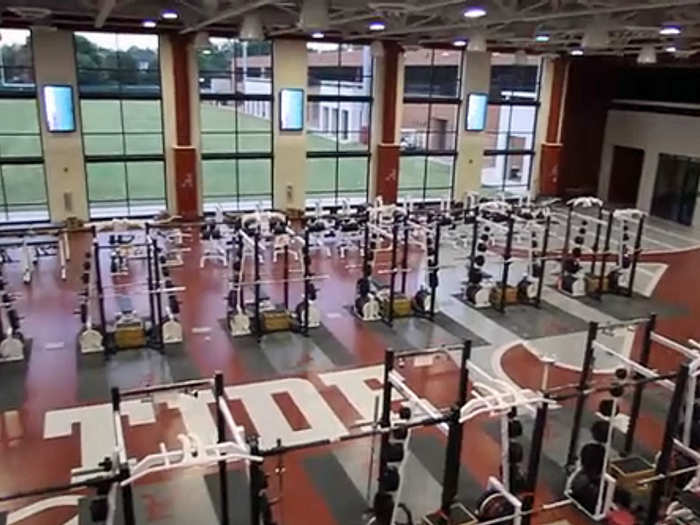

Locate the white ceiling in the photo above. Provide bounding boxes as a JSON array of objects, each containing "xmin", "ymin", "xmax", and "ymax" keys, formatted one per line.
[{"xmin": 2, "ymin": 0, "xmax": 700, "ymax": 55}]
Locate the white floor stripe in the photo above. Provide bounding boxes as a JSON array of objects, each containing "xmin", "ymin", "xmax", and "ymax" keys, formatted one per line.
[{"xmin": 7, "ymin": 495, "xmax": 81, "ymax": 524}]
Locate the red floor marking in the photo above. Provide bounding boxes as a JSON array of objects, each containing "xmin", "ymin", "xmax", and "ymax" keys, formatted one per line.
[
  {"xmin": 272, "ymin": 392, "xmax": 311, "ymax": 431},
  {"xmin": 364, "ymin": 378, "xmax": 382, "ymax": 390},
  {"xmin": 229, "ymin": 399, "xmax": 258, "ymax": 437}
]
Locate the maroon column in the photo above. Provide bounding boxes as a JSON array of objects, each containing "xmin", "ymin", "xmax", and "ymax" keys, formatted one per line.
[
  {"xmin": 375, "ymin": 42, "xmax": 402, "ymax": 204},
  {"xmin": 539, "ymin": 58, "xmax": 566, "ymax": 196},
  {"xmin": 171, "ymin": 34, "xmax": 199, "ymax": 219}
]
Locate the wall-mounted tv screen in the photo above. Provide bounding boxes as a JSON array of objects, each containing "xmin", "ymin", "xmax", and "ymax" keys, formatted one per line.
[
  {"xmin": 466, "ymin": 92, "xmax": 488, "ymax": 132},
  {"xmin": 279, "ymin": 88, "xmax": 304, "ymax": 132},
  {"xmin": 43, "ymin": 85, "xmax": 76, "ymax": 133}
]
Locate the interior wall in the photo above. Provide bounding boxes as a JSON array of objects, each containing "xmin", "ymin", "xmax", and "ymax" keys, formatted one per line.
[
  {"xmin": 31, "ymin": 28, "xmax": 88, "ymax": 221},
  {"xmin": 454, "ymin": 51, "xmax": 490, "ymax": 200},
  {"xmin": 272, "ymin": 39, "xmax": 308, "ymax": 211},
  {"xmin": 558, "ymin": 58, "xmax": 618, "ymax": 197},
  {"xmin": 600, "ymin": 109, "xmax": 700, "ymax": 223}
]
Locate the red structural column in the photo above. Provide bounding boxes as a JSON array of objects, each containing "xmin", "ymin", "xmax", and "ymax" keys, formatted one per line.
[
  {"xmin": 539, "ymin": 58, "xmax": 566, "ymax": 196},
  {"xmin": 171, "ymin": 34, "xmax": 199, "ymax": 219},
  {"xmin": 375, "ymin": 42, "xmax": 402, "ymax": 204}
]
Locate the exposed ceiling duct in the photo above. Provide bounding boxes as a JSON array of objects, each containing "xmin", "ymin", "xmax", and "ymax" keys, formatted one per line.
[
  {"xmin": 239, "ymin": 12, "xmax": 264, "ymax": 39},
  {"xmin": 298, "ymin": 0, "xmax": 328, "ymax": 31},
  {"xmin": 1, "ymin": 0, "xmax": 700, "ymax": 56}
]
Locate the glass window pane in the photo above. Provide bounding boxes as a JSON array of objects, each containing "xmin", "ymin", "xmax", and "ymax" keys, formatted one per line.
[
  {"xmin": 123, "ymin": 100, "xmax": 162, "ymax": 132},
  {"xmin": 202, "ymin": 134, "xmax": 236, "ymax": 154},
  {"xmin": 307, "ymin": 157, "xmax": 336, "ymax": 195},
  {"xmin": 399, "ymin": 156, "xmax": 426, "ymax": 195},
  {"xmin": 1, "ymin": 29, "xmax": 33, "ymax": 68},
  {"xmin": 84, "ymin": 134, "xmax": 124, "ymax": 156},
  {"xmin": 3, "ymin": 164, "xmax": 46, "ymax": 204},
  {"xmin": 239, "ymin": 159, "xmax": 271, "ymax": 198},
  {"xmin": 87, "ymin": 162, "xmax": 126, "ymax": 202},
  {"xmin": 337, "ymin": 157, "xmax": 367, "ymax": 200},
  {"xmin": 482, "ymin": 155, "xmax": 504, "ymax": 189},
  {"xmin": 430, "ymin": 50, "xmax": 461, "ymax": 98},
  {"xmin": 426, "ymin": 156, "xmax": 453, "ymax": 190},
  {"xmin": 201, "ymin": 101, "xmax": 236, "ymax": 132},
  {"xmin": 124, "ymin": 133, "xmax": 163, "ymax": 155},
  {"xmin": 126, "ymin": 161, "xmax": 165, "ymax": 200},
  {"xmin": 2, "ymin": 164, "xmax": 47, "ymax": 221},
  {"xmin": 81, "ymin": 100, "xmax": 122, "ymax": 133},
  {"xmin": 0, "ymin": 135, "xmax": 42, "ymax": 157},
  {"xmin": 308, "ymin": 130, "xmax": 337, "ymax": 152},
  {"xmin": 238, "ymin": 133, "xmax": 271, "ymax": 153},
  {"xmin": 339, "ymin": 131, "xmax": 369, "ymax": 152},
  {"xmin": 503, "ymin": 154, "xmax": 532, "ymax": 187},
  {"xmin": 203, "ymin": 159, "xmax": 236, "ymax": 197},
  {"xmin": 237, "ymin": 102, "xmax": 271, "ymax": 132},
  {"xmin": 0, "ymin": 99, "xmax": 39, "ymax": 134}
]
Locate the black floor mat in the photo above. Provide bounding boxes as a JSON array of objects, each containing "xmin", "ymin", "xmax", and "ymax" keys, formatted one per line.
[
  {"xmin": 304, "ymin": 452, "xmax": 369, "ymax": 525},
  {"xmin": 0, "ymin": 339, "xmax": 32, "ymax": 411},
  {"xmin": 453, "ymin": 294, "xmax": 588, "ymax": 339}
]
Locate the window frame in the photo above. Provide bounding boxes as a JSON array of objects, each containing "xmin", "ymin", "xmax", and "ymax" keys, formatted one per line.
[
  {"xmin": 0, "ymin": 30, "xmax": 49, "ymax": 223},
  {"xmin": 74, "ymin": 32, "xmax": 168, "ymax": 218},
  {"xmin": 482, "ymin": 58, "xmax": 544, "ymax": 194},
  {"xmin": 306, "ymin": 44, "xmax": 374, "ymax": 206},
  {"xmin": 198, "ymin": 40, "xmax": 274, "ymax": 212},
  {"xmin": 399, "ymin": 48, "xmax": 463, "ymax": 202}
]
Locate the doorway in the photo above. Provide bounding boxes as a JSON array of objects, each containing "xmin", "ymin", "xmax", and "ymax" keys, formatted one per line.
[
  {"xmin": 608, "ymin": 146, "xmax": 644, "ymax": 206},
  {"xmin": 651, "ymin": 153, "xmax": 700, "ymax": 226}
]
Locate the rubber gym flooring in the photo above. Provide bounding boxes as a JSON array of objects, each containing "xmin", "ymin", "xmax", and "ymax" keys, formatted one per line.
[{"xmin": 0, "ymin": 218, "xmax": 699, "ymax": 525}]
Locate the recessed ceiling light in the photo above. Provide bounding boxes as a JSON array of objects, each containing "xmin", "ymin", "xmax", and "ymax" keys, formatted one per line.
[
  {"xmin": 665, "ymin": 45, "xmax": 677, "ymax": 53},
  {"xmin": 659, "ymin": 25, "xmax": 681, "ymax": 36},
  {"xmin": 453, "ymin": 39, "xmax": 467, "ymax": 47},
  {"xmin": 161, "ymin": 9, "xmax": 178, "ymax": 20},
  {"xmin": 369, "ymin": 21, "xmax": 386, "ymax": 31},
  {"xmin": 535, "ymin": 34, "xmax": 550, "ymax": 42},
  {"xmin": 142, "ymin": 20, "xmax": 156, "ymax": 28},
  {"xmin": 463, "ymin": 7, "xmax": 487, "ymax": 18},
  {"xmin": 311, "ymin": 31, "xmax": 324, "ymax": 39},
  {"xmin": 570, "ymin": 48, "xmax": 583, "ymax": 56}
]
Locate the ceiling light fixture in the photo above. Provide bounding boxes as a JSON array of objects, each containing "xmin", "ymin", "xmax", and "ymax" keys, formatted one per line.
[
  {"xmin": 161, "ymin": 9, "xmax": 178, "ymax": 20},
  {"xmin": 665, "ymin": 45, "xmax": 677, "ymax": 53},
  {"xmin": 535, "ymin": 34, "xmax": 550, "ymax": 42},
  {"xmin": 202, "ymin": 48, "xmax": 212, "ymax": 55},
  {"xmin": 311, "ymin": 31, "xmax": 324, "ymax": 39},
  {"xmin": 637, "ymin": 45, "xmax": 657, "ymax": 64},
  {"xmin": 570, "ymin": 48, "xmax": 583, "ymax": 56},
  {"xmin": 453, "ymin": 39, "xmax": 467, "ymax": 47},
  {"xmin": 369, "ymin": 21, "xmax": 386, "ymax": 31},
  {"xmin": 142, "ymin": 19, "xmax": 156, "ymax": 28},
  {"xmin": 659, "ymin": 25, "xmax": 681, "ymax": 36},
  {"xmin": 463, "ymin": 7, "xmax": 487, "ymax": 18}
]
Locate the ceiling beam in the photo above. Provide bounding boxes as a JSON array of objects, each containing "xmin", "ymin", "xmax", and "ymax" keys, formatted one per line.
[
  {"xmin": 94, "ymin": 0, "xmax": 116, "ymax": 28},
  {"xmin": 181, "ymin": 0, "xmax": 278, "ymax": 34},
  {"xmin": 347, "ymin": 0, "xmax": 700, "ymax": 40}
]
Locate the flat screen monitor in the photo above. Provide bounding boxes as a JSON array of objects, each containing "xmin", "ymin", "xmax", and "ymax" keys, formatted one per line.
[
  {"xmin": 279, "ymin": 88, "xmax": 304, "ymax": 131},
  {"xmin": 466, "ymin": 92, "xmax": 488, "ymax": 132},
  {"xmin": 43, "ymin": 85, "xmax": 76, "ymax": 133}
]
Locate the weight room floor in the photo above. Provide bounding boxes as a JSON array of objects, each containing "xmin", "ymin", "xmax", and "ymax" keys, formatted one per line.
[{"xmin": 0, "ymin": 219, "xmax": 699, "ymax": 525}]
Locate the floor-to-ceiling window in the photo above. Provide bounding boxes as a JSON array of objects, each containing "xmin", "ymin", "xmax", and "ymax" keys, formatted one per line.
[
  {"xmin": 399, "ymin": 48, "xmax": 462, "ymax": 201},
  {"xmin": 481, "ymin": 54, "xmax": 541, "ymax": 195},
  {"xmin": 306, "ymin": 43, "xmax": 373, "ymax": 206},
  {"xmin": 198, "ymin": 39, "xmax": 273, "ymax": 211},
  {"xmin": 75, "ymin": 32, "xmax": 166, "ymax": 218},
  {"xmin": 0, "ymin": 28, "xmax": 48, "ymax": 222}
]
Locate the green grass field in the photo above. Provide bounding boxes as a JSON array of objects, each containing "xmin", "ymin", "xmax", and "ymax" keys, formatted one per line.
[{"xmin": 0, "ymin": 99, "xmax": 452, "ymax": 215}]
